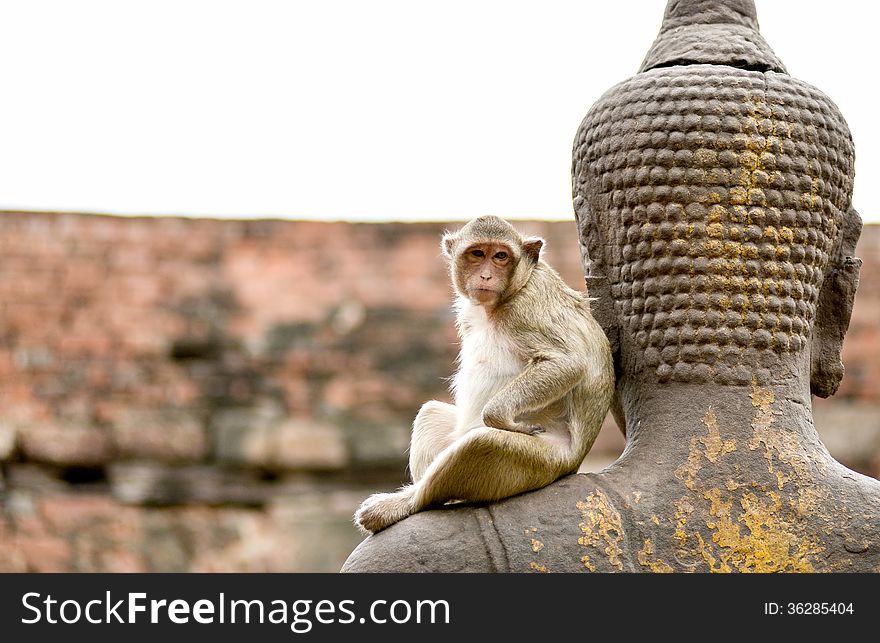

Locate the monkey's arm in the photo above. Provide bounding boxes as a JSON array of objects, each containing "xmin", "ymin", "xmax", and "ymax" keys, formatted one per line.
[{"xmin": 481, "ymin": 353, "xmax": 584, "ymax": 433}]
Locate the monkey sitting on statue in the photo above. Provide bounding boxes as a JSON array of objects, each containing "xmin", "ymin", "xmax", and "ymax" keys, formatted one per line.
[{"xmin": 354, "ymin": 216, "xmax": 615, "ymax": 534}]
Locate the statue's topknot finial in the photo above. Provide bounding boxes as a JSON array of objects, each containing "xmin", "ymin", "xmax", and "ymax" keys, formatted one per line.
[{"xmin": 639, "ymin": 0, "xmax": 786, "ymax": 73}]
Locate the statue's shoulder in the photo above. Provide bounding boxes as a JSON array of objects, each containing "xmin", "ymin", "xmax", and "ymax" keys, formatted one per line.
[
  {"xmin": 341, "ymin": 505, "xmax": 496, "ymax": 573},
  {"xmin": 341, "ymin": 474, "xmax": 635, "ymax": 573}
]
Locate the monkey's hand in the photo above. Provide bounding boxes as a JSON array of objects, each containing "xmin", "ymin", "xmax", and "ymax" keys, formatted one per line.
[
  {"xmin": 511, "ymin": 423, "xmax": 546, "ymax": 436},
  {"xmin": 482, "ymin": 409, "xmax": 545, "ymax": 436}
]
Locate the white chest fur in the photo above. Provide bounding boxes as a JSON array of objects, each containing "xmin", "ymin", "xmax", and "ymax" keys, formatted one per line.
[{"xmin": 451, "ymin": 299, "xmax": 524, "ymax": 434}]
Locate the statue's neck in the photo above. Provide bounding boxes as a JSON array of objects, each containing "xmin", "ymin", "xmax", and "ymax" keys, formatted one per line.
[{"xmin": 615, "ymin": 364, "xmax": 828, "ymax": 475}]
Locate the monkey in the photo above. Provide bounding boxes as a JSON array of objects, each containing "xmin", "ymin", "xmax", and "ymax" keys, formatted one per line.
[{"xmin": 354, "ymin": 215, "xmax": 614, "ymax": 534}]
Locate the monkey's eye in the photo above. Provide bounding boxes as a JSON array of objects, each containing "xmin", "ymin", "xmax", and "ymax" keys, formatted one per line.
[
  {"xmin": 470, "ymin": 249, "xmax": 485, "ymax": 258},
  {"xmin": 494, "ymin": 251, "xmax": 508, "ymax": 260}
]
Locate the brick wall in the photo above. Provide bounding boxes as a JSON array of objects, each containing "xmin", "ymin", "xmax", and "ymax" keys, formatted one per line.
[{"xmin": 0, "ymin": 212, "xmax": 877, "ymax": 571}]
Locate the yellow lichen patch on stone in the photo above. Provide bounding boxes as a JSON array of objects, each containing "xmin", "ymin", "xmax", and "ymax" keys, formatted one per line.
[
  {"xmin": 800, "ymin": 177, "xmax": 821, "ymax": 210},
  {"xmin": 701, "ymin": 408, "xmax": 737, "ymax": 463},
  {"xmin": 580, "ymin": 555, "xmax": 596, "ymax": 572},
  {"xmin": 675, "ymin": 442, "xmax": 702, "ymax": 492},
  {"xmin": 632, "ymin": 491, "xmax": 642, "ymax": 504},
  {"xmin": 695, "ymin": 532, "xmax": 715, "ymax": 568},
  {"xmin": 749, "ymin": 382, "xmax": 774, "ymax": 412},
  {"xmin": 576, "ymin": 490, "xmax": 625, "ymax": 570},
  {"xmin": 739, "ymin": 94, "xmax": 779, "ymax": 209},
  {"xmin": 531, "ymin": 539, "xmax": 544, "ymax": 553},
  {"xmin": 707, "ymin": 222, "xmax": 724, "ymax": 238},
  {"xmin": 638, "ymin": 538, "xmax": 674, "ymax": 573},
  {"xmin": 706, "ymin": 490, "xmax": 823, "ymax": 573},
  {"xmin": 683, "ymin": 481, "xmax": 823, "ymax": 572},
  {"xmin": 702, "ymin": 487, "xmax": 733, "ymax": 522},
  {"xmin": 669, "ymin": 386, "xmax": 826, "ymax": 573},
  {"xmin": 747, "ymin": 381, "xmax": 810, "ymax": 489},
  {"xmin": 673, "ymin": 495, "xmax": 694, "ymax": 548},
  {"xmin": 650, "ymin": 515, "xmax": 660, "ymax": 526},
  {"xmin": 675, "ymin": 408, "xmax": 736, "ymax": 490},
  {"xmin": 696, "ymin": 531, "xmax": 731, "ymax": 573},
  {"xmin": 791, "ymin": 486, "xmax": 820, "ymax": 519},
  {"xmin": 529, "ymin": 562, "xmax": 548, "ymax": 573},
  {"xmin": 729, "ymin": 187, "xmax": 747, "ymax": 205}
]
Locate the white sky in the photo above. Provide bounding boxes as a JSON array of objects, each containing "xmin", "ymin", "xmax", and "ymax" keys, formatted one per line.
[{"xmin": 1, "ymin": 1, "xmax": 877, "ymax": 222}]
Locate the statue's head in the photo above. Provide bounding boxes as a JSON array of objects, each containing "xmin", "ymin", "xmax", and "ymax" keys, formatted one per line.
[{"xmin": 573, "ymin": 0, "xmax": 862, "ymax": 395}]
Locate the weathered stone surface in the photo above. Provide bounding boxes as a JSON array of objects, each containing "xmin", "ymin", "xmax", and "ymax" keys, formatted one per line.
[
  {"xmin": 811, "ymin": 209, "xmax": 862, "ymax": 397},
  {"xmin": 18, "ymin": 422, "xmax": 112, "ymax": 466},
  {"xmin": 343, "ymin": 0, "xmax": 880, "ymax": 573},
  {"xmin": 112, "ymin": 409, "xmax": 208, "ymax": 461},
  {"xmin": 4, "ymin": 464, "xmax": 76, "ymax": 493},
  {"xmin": 212, "ymin": 406, "xmax": 282, "ymax": 466},
  {"xmin": 343, "ymin": 506, "xmax": 496, "ymax": 573},
  {"xmin": 638, "ymin": 0, "xmax": 785, "ymax": 73},
  {"xmin": 0, "ymin": 484, "xmax": 369, "ymax": 572},
  {"xmin": 345, "ymin": 388, "xmax": 880, "ymax": 573},
  {"xmin": 577, "ymin": 68, "xmax": 853, "ymax": 388},
  {"xmin": 272, "ymin": 419, "xmax": 348, "ymax": 469},
  {"xmin": 109, "ymin": 463, "xmax": 277, "ymax": 505},
  {"xmin": 213, "ymin": 410, "xmax": 347, "ymax": 470},
  {"xmin": 347, "ymin": 422, "xmax": 411, "ymax": 467}
]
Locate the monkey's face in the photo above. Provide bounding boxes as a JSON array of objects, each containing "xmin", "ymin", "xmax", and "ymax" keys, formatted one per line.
[{"xmin": 457, "ymin": 243, "xmax": 514, "ymax": 308}]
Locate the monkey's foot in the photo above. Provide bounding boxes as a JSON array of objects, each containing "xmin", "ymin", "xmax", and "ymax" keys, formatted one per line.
[{"xmin": 354, "ymin": 490, "xmax": 414, "ymax": 534}]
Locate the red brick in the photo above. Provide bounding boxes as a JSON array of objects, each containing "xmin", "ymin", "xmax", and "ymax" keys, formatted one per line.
[
  {"xmin": 98, "ymin": 549, "xmax": 148, "ymax": 573},
  {"xmin": 111, "ymin": 409, "xmax": 207, "ymax": 462},
  {"xmin": 61, "ymin": 261, "xmax": 106, "ymax": 292},
  {"xmin": 38, "ymin": 495, "xmax": 122, "ymax": 533},
  {"xmin": 0, "ymin": 543, "xmax": 27, "ymax": 572},
  {"xmin": 15, "ymin": 535, "xmax": 72, "ymax": 572},
  {"xmin": 11, "ymin": 513, "xmax": 47, "ymax": 537}
]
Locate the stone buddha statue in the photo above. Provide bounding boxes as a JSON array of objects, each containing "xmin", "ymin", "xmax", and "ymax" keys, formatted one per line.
[{"xmin": 342, "ymin": 0, "xmax": 879, "ymax": 572}]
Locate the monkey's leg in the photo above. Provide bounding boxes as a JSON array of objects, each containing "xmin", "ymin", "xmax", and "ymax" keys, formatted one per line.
[
  {"xmin": 410, "ymin": 428, "xmax": 569, "ymax": 513},
  {"xmin": 356, "ymin": 429, "xmax": 571, "ymax": 534},
  {"xmin": 409, "ymin": 400, "xmax": 457, "ymax": 482},
  {"xmin": 355, "ymin": 401, "xmax": 457, "ymax": 534}
]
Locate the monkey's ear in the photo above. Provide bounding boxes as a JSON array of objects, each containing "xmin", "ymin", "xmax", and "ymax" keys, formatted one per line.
[
  {"xmin": 441, "ymin": 233, "xmax": 456, "ymax": 258},
  {"xmin": 522, "ymin": 237, "xmax": 544, "ymax": 263}
]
